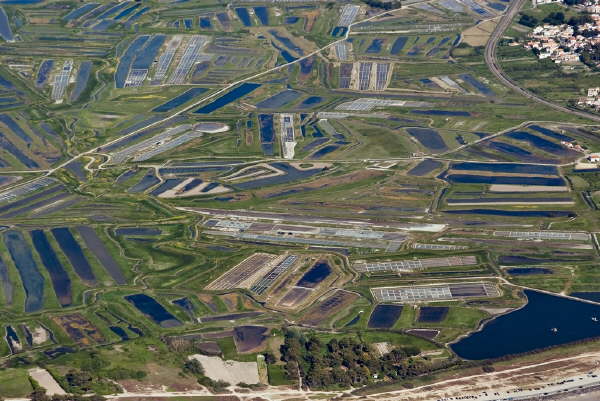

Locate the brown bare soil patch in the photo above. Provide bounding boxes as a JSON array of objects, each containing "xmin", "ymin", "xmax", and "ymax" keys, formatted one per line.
[
  {"xmin": 197, "ymin": 293, "xmax": 219, "ymax": 312},
  {"xmin": 219, "ymin": 293, "xmax": 239, "ymax": 311},
  {"xmin": 462, "ymin": 19, "xmax": 498, "ymax": 47},
  {"xmin": 52, "ymin": 314, "xmax": 105, "ymax": 346},
  {"xmin": 299, "ymin": 290, "xmax": 359, "ymax": 327},
  {"xmin": 302, "ymin": 10, "xmax": 320, "ymax": 32},
  {"xmin": 118, "ymin": 363, "xmax": 203, "ymax": 393}
]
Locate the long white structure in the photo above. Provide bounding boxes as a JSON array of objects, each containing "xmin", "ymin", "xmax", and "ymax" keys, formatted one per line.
[{"xmin": 279, "ymin": 113, "xmax": 296, "ymax": 159}]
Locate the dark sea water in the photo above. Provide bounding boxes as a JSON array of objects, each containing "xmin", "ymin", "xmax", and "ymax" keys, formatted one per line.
[{"xmin": 452, "ymin": 290, "xmax": 600, "ymax": 360}]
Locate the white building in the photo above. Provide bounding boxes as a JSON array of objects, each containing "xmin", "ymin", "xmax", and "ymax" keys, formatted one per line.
[
  {"xmin": 533, "ymin": 0, "xmax": 563, "ymax": 6},
  {"xmin": 588, "ymin": 153, "xmax": 600, "ymax": 162}
]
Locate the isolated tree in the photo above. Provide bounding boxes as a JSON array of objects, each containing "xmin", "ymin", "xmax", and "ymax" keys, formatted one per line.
[
  {"xmin": 66, "ymin": 369, "xmax": 93, "ymax": 391},
  {"xmin": 264, "ymin": 352, "xmax": 277, "ymax": 364},
  {"xmin": 183, "ymin": 359, "xmax": 205, "ymax": 376},
  {"xmin": 29, "ymin": 389, "xmax": 49, "ymax": 401}
]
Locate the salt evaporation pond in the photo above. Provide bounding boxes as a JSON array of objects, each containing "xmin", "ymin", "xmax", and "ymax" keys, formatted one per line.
[
  {"xmin": 507, "ymin": 131, "xmax": 570, "ymax": 155},
  {"xmin": 310, "ymin": 144, "xmax": 339, "ymax": 159},
  {"xmin": 199, "ymin": 17, "xmax": 211, "ymax": 28},
  {"xmin": 418, "ymin": 306, "xmax": 449, "ymax": 322},
  {"xmin": 235, "ymin": 7, "xmax": 252, "ymax": 26},
  {"xmin": 408, "ymin": 159, "xmax": 442, "ymax": 176},
  {"xmin": 4, "ymin": 230, "xmax": 45, "ymax": 312},
  {"xmin": 70, "ymin": 61, "xmax": 92, "ymax": 102},
  {"xmin": 406, "ymin": 127, "xmax": 448, "ymax": 152},
  {"xmin": 253, "ymin": 6, "xmax": 269, "ymax": 25},
  {"xmin": 51, "ymin": 227, "xmax": 96, "ymax": 284},
  {"xmin": 31, "ymin": 230, "xmax": 72, "ymax": 307},
  {"xmin": 256, "ymin": 89, "xmax": 300, "ymax": 109},
  {"xmin": 451, "ymin": 162, "xmax": 557, "ymax": 175},
  {"xmin": 444, "ymin": 174, "xmax": 564, "ymax": 186},
  {"xmin": 297, "ymin": 261, "xmax": 331, "ymax": 288},
  {"xmin": 368, "ymin": 304, "xmax": 403, "ymax": 328},
  {"xmin": 125, "ymin": 293, "xmax": 182, "ymax": 328},
  {"xmin": 506, "ymin": 267, "xmax": 553, "ymax": 275},
  {"xmin": 195, "ymin": 83, "xmax": 261, "ymax": 114},
  {"xmin": 445, "ymin": 209, "xmax": 575, "ymax": 218},
  {"xmin": 529, "ymin": 125, "xmax": 573, "ymax": 142},
  {"xmin": 115, "ymin": 35, "xmax": 150, "ymax": 88},
  {"xmin": 0, "ymin": 6, "xmax": 13, "ymax": 42},
  {"xmin": 152, "ymin": 87, "xmax": 208, "ymax": 112},
  {"xmin": 391, "ymin": 36, "xmax": 408, "ymax": 54}
]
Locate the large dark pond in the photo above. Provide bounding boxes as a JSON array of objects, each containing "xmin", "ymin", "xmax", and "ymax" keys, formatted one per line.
[
  {"xmin": 31, "ymin": 229, "xmax": 72, "ymax": 307},
  {"xmin": 368, "ymin": 304, "xmax": 403, "ymax": 328},
  {"xmin": 52, "ymin": 227, "xmax": 96, "ymax": 284},
  {"xmin": 194, "ymin": 83, "xmax": 260, "ymax": 114},
  {"xmin": 4, "ymin": 230, "xmax": 45, "ymax": 312},
  {"xmin": 451, "ymin": 290, "xmax": 600, "ymax": 360},
  {"xmin": 125, "ymin": 293, "xmax": 182, "ymax": 328},
  {"xmin": 444, "ymin": 209, "xmax": 575, "ymax": 218},
  {"xmin": 297, "ymin": 261, "xmax": 331, "ymax": 288}
]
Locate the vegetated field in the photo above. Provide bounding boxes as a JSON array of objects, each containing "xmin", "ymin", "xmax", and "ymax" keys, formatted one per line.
[
  {"xmin": 0, "ymin": 368, "xmax": 33, "ymax": 397},
  {"xmin": 2, "ymin": 0, "xmax": 600, "ymax": 397}
]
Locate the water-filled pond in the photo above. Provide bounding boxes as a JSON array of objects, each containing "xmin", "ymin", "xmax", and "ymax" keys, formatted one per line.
[
  {"xmin": 452, "ymin": 290, "xmax": 600, "ymax": 360},
  {"xmin": 444, "ymin": 209, "xmax": 575, "ymax": 218},
  {"xmin": 253, "ymin": 6, "xmax": 269, "ymax": 25},
  {"xmin": 194, "ymin": 83, "xmax": 261, "ymax": 114},
  {"xmin": 4, "ymin": 230, "xmax": 45, "ymax": 312},
  {"xmin": 125, "ymin": 293, "xmax": 182, "ymax": 328},
  {"xmin": 418, "ymin": 306, "xmax": 449, "ymax": 322},
  {"xmin": 152, "ymin": 87, "xmax": 208, "ymax": 112},
  {"xmin": 297, "ymin": 261, "xmax": 331, "ymax": 288},
  {"xmin": 51, "ymin": 227, "xmax": 96, "ymax": 284},
  {"xmin": 235, "ymin": 7, "xmax": 252, "ymax": 26},
  {"xmin": 368, "ymin": 304, "xmax": 403, "ymax": 328}
]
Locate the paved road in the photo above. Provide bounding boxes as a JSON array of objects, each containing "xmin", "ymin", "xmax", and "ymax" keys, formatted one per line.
[{"xmin": 484, "ymin": 0, "xmax": 600, "ymax": 123}]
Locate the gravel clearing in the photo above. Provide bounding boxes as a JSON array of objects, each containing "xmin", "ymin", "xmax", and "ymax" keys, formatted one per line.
[
  {"xmin": 188, "ymin": 354, "xmax": 259, "ymax": 384},
  {"xmin": 28, "ymin": 367, "xmax": 66, "ymax": 396}
]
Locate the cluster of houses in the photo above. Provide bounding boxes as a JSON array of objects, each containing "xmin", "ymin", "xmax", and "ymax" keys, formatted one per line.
[
  {"xmin": 524, "ymin": 3, "xmax": 600, "ymax": 64},
  {"xmin": 577, "ymin": 87, "xmax": 600, "ymax": 109}
]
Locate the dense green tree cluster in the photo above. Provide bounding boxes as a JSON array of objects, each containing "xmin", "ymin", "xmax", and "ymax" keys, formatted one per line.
[
  {"xmin": 279, "ymin": 329, "xmax": 427, "ymax": 389},
  {"xmin": 521, "ymin": 9, "xmax": 593, "ymax": 30},
  {"xmin": 519, "ymin": 14, "xmax": 539, "ymax": 27},
  {"xmin": 543, "ymin": 11, "xmax": 565, "ymax": 25},
  {"xmin": 182, "ymin": 359, "xmax": 205, "ymax": 376},
  {"xmin": 581, "ymin": 44, "xmax": 600, "ymax": 69},
  {"xmin": 568, "ymin": 14, "xmax": 593, "ymax": 28}
]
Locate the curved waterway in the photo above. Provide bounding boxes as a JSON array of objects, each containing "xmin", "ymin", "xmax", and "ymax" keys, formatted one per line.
[{"xmin": 451, "ymin": 290, "xmax": 600, "ymax": 360}]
